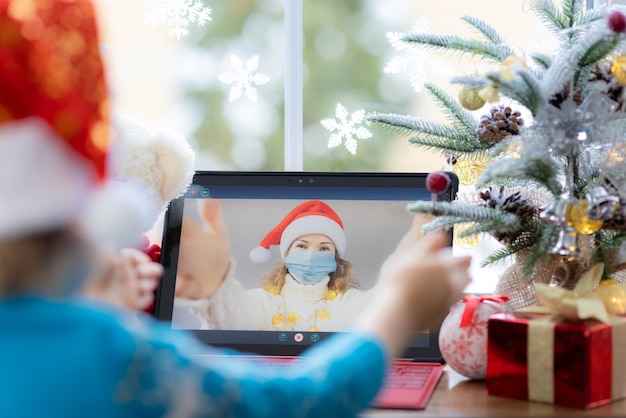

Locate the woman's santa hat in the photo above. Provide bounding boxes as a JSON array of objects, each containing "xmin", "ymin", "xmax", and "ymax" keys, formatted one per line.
[
  {"xmin": 0, "ymin": 0, "xmax": 159, "ymax": 247},
  {"xmin": 249, "ymin": 200, "xmax": 346, "ymax": 264}
]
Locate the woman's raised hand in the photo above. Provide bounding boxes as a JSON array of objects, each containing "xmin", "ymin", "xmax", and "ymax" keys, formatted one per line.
[{"xmin": 175, "ymin": 199, "xmax": 232, "ymax": 300}]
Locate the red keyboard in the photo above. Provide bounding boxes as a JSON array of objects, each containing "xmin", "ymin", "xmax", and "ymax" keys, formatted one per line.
[
  {"xmin": 372, "ymin": 361, "xmax": 444, "ymax": 410},
  {"xmin": 384, "ymin": 363, "xmax": 435, "ymax": 389}
]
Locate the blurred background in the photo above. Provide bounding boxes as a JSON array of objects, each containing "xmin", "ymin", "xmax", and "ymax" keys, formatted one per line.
[{"xmin": 92, "ymin": 0, "xmax": 577, "ymax": 292}]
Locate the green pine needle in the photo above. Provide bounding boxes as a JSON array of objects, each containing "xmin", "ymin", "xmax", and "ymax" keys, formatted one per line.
[
  {"xmin": 476, "ymin": 154, "xmax": 562, "ymax": 196},
  {"xmin": 400, "ymin": 32, "xmax": 511, "ymax": 62},
  {"xmin": 424, "ymin": 83, "xmax": 478, "ymax": 133},
  {"xmin": 530, "ymin": 52, "xmax": 552, "ymax": 70},
  {"xmin": 450, "ymin": 75, "xmax": 489, "ymax": 90},
  {"xmin": 460, "ymin": 15, "xmax": 507, "ymax": 46},
  {"xmin": 533, "ymin": 0, "xmax": 582, "ymax": 33},
  {"xmin": 574, "ymin": 36, "xmax": 621, "ymax": 86},
  {"xmin": 512, "ymin": 223, "xmax": 559, "ymax": 276},
  {"xmin": 484, "ymin": 68, "xmax": 544, "ymax": 116},
  {"xmin": 368, "ymin": 113, "xmax": 472, "ymax": 141},
  {"xmin": 406, "ymin": 201, "xmax": 520, "ymax": 229}
]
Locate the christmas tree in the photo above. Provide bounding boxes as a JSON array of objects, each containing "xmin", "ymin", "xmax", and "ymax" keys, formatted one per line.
[{"xmin": 369, "ymin": 0, "xmax": 626, "ymax": 306}]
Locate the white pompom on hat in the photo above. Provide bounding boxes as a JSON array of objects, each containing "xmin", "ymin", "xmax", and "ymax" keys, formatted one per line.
[
  {"xmin": 249, "ymin": 200, "xmax": 346, "ymax": 264},
  {"xmin": 108, "ymin": 113, "xmax": 196, "ymax": 230}
]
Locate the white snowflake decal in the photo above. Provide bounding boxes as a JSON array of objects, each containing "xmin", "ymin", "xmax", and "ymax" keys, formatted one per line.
[
  {"xmin": 218, "ymin": 55, "xmax": 270, "ymax": 102},
  {"xmin": 145, "ymin": 0, "xmax": 212, "ymax": 41},
  {"xmin": 321, "ymin": 103, "xmax": 372, "ymax": 155},
  {"xmin": 385, "ymin": 17, "xmax": 451, "ymax": 92}
]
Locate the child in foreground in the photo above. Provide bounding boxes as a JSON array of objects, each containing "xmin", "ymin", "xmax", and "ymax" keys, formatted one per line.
[{"xmin": 0, "ymin": 1, "xmax": 471, "ymax": 417}]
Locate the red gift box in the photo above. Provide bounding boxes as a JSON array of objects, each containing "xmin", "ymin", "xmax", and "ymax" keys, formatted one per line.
[{"xmin": 486, "ymin": 312, "xmax": 626, "ymax": 409}]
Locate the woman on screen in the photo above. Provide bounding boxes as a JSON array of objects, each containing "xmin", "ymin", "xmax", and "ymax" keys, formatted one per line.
[{"xmin": 174, "ymin": 200, "xmax": 374, "ymax": 331}]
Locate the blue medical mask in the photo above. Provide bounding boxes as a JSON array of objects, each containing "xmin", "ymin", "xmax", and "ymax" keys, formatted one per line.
[{"xmin": 284, "ymin": 251, "xmax": 337, "ymax": 285}]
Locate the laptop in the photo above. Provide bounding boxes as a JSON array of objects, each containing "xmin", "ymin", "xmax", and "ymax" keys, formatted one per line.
[{"xmin": 153, "ymin": 170, "xmax": 458, "ymax": 410}]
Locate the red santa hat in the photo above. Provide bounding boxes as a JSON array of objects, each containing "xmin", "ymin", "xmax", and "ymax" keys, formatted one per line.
[
  {"xmin": 249, "ymin": 200, "xmax": 346, "ymax": 264},
  {"xmin": 0, "ymin": 0, "xmax": 155, "ymax": 246}
]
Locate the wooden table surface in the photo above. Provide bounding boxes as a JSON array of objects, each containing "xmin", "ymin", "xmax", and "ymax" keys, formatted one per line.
[{"xmin": 362, "ymin": 366, "xmax": 626, "ymax": 417}]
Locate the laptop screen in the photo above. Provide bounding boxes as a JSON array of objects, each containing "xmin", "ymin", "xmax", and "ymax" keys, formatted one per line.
[{"xmin": 154, "ymin": 171, "xmax": 458, "ymax": 359}]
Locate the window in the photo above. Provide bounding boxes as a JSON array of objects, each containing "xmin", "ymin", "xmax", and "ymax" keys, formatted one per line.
[
  {"xmin": 94, "ymin": 0, "xmax": 568, "ymax": 292},
  {"xmin": 95, "ymin": 0, "xmax": 555, "ymax": 172}
]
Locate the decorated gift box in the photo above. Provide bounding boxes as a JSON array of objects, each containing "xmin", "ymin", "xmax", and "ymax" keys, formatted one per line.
[{"xmin": 486, "ymin": 264, "xmax": 626, "ymax": 409}]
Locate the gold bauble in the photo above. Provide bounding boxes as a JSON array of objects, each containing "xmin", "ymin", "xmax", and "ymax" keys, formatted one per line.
[
  {"xmin": 452, "ymin": 155, "xmax": 490, "ymax": 186},
  {"xmin": 478, "ymin": 85, "xmax": 499, "ymax": 103},
  {"xmin": 500, "ymin": 56, "xmax": 527, "ymax": 82},
  {"xmin": 595, "ymin": 280, "xmax": 626, "ymax": 315},
  {"xmin": 611, "ymin": 54, "xmax": 626, "ymax": 86},
  {"xmin": 598, "ymin": 278, "xmax": 620, "ymax": 289},
  {"xmin": 569, "ymin": 200, "xmax": 603, "ymax": 235},
  {"xmin": 458, "ymin": 88, "xmax": 486, "ymax": 110}
]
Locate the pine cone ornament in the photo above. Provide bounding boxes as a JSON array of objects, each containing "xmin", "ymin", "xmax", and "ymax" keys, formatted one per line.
[
  {"xmin": 480, "ymin": 186, "xmax": 536, "ymax": 243},
  {"xmin": 475, "ymin": 105, "xmax": 524, "ymax": 144},
  {"xmin": 480, "ymin": 186, "xmax": 535, "ymax": 217},
  {"xmin": 589, "ymin": 62, "xmax": 626, "ymax": 111},
  {"xmin": 548, "ymin": 83, "xmax": 583, "ymax": 108}
]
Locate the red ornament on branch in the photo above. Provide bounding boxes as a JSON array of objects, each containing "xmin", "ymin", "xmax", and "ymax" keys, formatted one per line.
[
  {"xmin": 608, "ymin": 10, "xmax": 626, "ymax": 33},
  {"xmin": 426, "ymin": 171, "xmax": 451, "ymax": 195}
]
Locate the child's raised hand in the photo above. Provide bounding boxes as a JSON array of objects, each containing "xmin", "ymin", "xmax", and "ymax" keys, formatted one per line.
[
  {"xmin": 175, "ymin": 199, "xmax": 232, "ymax": 300},
  {"xmin": 384, "ymin": 225, "xmax": 471, "ymax": 326},
  {"xmin": 355, "ymin": 214, "xmax": 472, "ymax": 357},
  {"xmin": 85, "ymin": 247, "xmax": 163, "ymax": 311}
]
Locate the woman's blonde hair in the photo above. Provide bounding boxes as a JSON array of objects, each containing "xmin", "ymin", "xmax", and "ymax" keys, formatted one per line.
[
  {"xmin": 262, "ymin": 254, "xmax": 358, "ymax": 294},
  {"xmin": 0, "ymin": 228, "xmax": 90, "ymax": 295}
]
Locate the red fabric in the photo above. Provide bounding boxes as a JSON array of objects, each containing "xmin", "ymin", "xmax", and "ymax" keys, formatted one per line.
[
  {"xmin": 459, "ymin": 294, "xmax": 509, "ymax": 328},
  {"xmin": 0, "ymin": 0, "xmax": 109, "ymax": 180},
  {"xmin": 145, "ymin": 243, "xmax": 162, "ymax": 263},
  {"xmin": 140, "ymin": 234, "xmax": 161, "ymax": 315}
]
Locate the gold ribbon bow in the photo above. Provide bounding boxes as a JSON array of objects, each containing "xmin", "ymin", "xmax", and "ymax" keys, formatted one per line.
[{"xmin": 523, "ymin": 263, "xmax": 626, "ymax": 323}]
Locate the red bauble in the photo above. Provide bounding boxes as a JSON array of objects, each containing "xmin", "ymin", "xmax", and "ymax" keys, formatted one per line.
[
  {"xmin": 426, "ymin": 171, "xmax": 451, "ymax": 194},
  {"xmin": 608, "ymin": 10, "xmax": 626, "ymax": 33}
]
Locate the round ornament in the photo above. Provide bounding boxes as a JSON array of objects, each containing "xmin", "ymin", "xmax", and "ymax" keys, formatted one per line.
[
  {"xmin": 478, "ymin": 85, "xmax": 499, "ymax": 103},
  {"xmin": 438, "ymin": 295, "xmax": 509, "ymax": 380},
  {"xmin": 611, "ymin": 54, "xmax": 626, "ymax": 86},
  {"xmin": 608, "ymin": 10, "xmax": 626, "ymax": 34},
  {"xmin": 570, "ymin": 200, "xmax": 603, "ymax": 235},
  {"xmin": 458, "ymin": 88, "xmax": 486, "ymax": 111},
  {"xmin": 426, "ymin": 171, "xmax": 451, "ymax": 195},
  {"xmin": 596, "ymin": 279, "xmax": 626, "ymax": 316}
]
